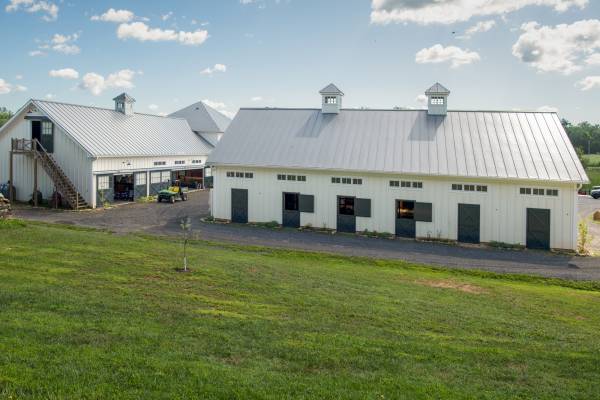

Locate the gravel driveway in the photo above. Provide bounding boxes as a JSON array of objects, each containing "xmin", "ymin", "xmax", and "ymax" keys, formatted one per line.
[{"xmin": 12, "ymin": 191, "xmax": 600, "ymax": 281}]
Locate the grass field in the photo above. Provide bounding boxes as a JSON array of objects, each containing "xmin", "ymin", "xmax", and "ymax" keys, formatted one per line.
[
  {"xmin": 1, "ymin": 221, "xmax": 600, "ymax": 399},
  {"xmin": 582, "ymin": 153, "xmax": 600, "ymax": 167}
]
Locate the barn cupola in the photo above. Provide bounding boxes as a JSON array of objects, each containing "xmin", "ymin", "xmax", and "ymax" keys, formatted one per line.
[
  {"xmin": 319, "ymin": 83, "xmax": 344, "ymax": 114},
  {"xmin": 113, "ymin": 92, "xmax": 135, "ymax": 116},
  {"xmin": 425, "ymin": 83, "xmax": 450, "ymax": 116}
]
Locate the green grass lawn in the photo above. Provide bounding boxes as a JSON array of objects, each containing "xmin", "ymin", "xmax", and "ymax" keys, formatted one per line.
[
  {"xmin": 583, "ymin": 153, "xmax": 600, "ymax": 166},
  {"xmin": 1, "ymin": 221, "xmax": 600, "ymax": 399},
  {"xmin": 584, "ymin": 167, "xmax": 600, "ymax": 191}
]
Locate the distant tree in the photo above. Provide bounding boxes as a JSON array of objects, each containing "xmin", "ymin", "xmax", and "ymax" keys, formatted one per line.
[
  {"xmin": 563, "ymin": 120, "xmax": 600, "ymax": 155},
  {"xmin": 0, "ymin": 107, "xmax": 13, "ymax": 127}
]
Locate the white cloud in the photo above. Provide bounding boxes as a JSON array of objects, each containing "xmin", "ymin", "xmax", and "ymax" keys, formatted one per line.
[
  {"xmin": 29, "ymin": 50, "xmax": 45, "ymax": 56},
  {"xmin": 161, "ymin": 11, "xmax": 173, "ymax": 21},
  {"xmin": 200, "ymin": 63, "xmax": 227, "ymax": 75},
  {"xmin": 0, "ymin": 78, "xmax": 27, "ymax": 95},
  {"xmin": 415, "ymin": 44, "xmax": 480, "ymax": 68},
  {"xmin": 48, "ymin": 33, "xmax": 80, "ymax": 55},
  {"xmin": 415, "ymin": 94, "xmax": 427, "ymax": 107},
  {"xmin": 461, "ymin": 20, "xmax": 496, "ymax": 38},
  {"xmin": 512, "ymin": 20, "xmax": 600, "ymax": 75},
  {"xmin": 586, "ymin": 53, "xmax": 600, "ymax": 66},
  {"xmin": 537, "ymin": 105, "xmax": 559, "ymax": 112},
  {"xmin": 5, "ymin": 0, "xmax": 59, "ymax": 21},
  {"xmin": 91, "ymin": 8, "xmax": 134, "ymax": 23},
  {"xmin": 576, "ymin": 76, "xmax": 600, "ymax": 91},
  {"xmin": 45, "ymin": 93, "xmax": 55, "ymax": 99},
  {"xmin": 148, "ymin": 104, "xmax": 159, "ymax": 110},
  {"xmin": 370, "ymin": 0, "xmax": 588, "ymax": 25},
  {"xmin": 49, "ymin": 68, "xmax": 79, "ymax": 80},
  {"xmin": 251, "ymin": 96, "xmax": 263, "ymax": 102},
  {"xmin": 15, "ymin": 74, "xmax": 23, "ymax": 80},
  {"xmin": 79, "ymin": 69, "xmax": 136, "ymax": 96},
  {"xmin": 116, "ymin": 22, "xmax": 209, "ymax": 46}
]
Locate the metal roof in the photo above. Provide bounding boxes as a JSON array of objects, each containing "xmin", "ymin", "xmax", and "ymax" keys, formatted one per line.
[
  {"xmin": 208, "ymin": 108, "xmax": 588, "ymax": 184},
  {"xmin": 169, "ymin": 101, "xmax": 231, "ymax": 133},
  {"xmin": 425, "ymin": 83, "xmax": 450, "ymax": 95},
  {"xmin": 319, "ymin": 83, "xmax": 344, "ymax": 95},
  {"xmin": 32, "ymin": 100, "xmax": 213, "ymax": 158}
]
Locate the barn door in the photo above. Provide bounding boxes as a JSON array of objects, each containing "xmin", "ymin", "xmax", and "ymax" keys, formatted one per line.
[
  {"xmin": 282, "ymin": 192, "xmax": 300, "ymax": 228},
  {"xmin": 458, "ymin": 204, "xmax": 480, "ymax": 244},
  {"xmin": 396, "ymin": 200, "xmax": 416, "ymax": 238},
  {"xmin": 526, "ymin": 208, "xmax": 550, "ymax": 250},
  {"xmin": 231, "ymin": 188, "xmax": 248, "ymax": 224},
  {"xmin": 337, "ymin": 196, "xmax": 356, "ymax": 233}
]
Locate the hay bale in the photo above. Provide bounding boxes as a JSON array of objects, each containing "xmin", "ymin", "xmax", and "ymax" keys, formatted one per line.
[{"xmin": 594, "ymin": 211, "xmax": 600, "ymax": 222}]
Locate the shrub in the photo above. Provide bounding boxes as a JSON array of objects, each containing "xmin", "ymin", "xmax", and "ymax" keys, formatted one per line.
[{"xmin": 577, "ymin": 220, "xmax": 590, "ymax": 255}]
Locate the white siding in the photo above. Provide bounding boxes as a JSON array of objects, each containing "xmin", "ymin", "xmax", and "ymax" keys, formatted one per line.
[
  {"xmin": 0, "ymin": 115, "xmax": 92, "ymax": 205},
  {"xmin": 93, "ymin": 155, "xmax": 207, "ymax": 173},
  {"xmin": 211, "ymin": 166, "xmax": 578, "ymax": 250}
]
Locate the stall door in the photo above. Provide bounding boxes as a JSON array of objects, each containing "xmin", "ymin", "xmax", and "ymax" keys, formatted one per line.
[
  {"xmin": 396, "ymin": 200, "xmax": 416, "ymax": 238},
  {"xmin": 458, "ymin": 204, "xmax": 480, "ymax": 244},
  {"xmin": 526, "ymin": 208, "xmax": 550, "ymax": 250},
  {"xmin": 337, "ymin": 196, "xmax": 356, "ymax": 233},
  {"xmin": 231, "ymin": 189, "xmax": 248, "ymax": 224},
  {"xmin": 282, "ymin": 192, "xmax": 300, "ymax": 228}
]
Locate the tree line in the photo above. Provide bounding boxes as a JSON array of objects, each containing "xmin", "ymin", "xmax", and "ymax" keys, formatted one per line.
[
  {"xmin": 0, "ymin": 107, "xmax": 12, "ymax": 127},
  {"xmin": 562, "ymin": 119, "xmax": 600, "ymax": 159}
]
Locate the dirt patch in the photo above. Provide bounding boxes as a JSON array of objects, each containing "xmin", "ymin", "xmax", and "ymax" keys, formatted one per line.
[{"xmin": 419, "ymin": 279, "xmax": 486, "ymax": 294}]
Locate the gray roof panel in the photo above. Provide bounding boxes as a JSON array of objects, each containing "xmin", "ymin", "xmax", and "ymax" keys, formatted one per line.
[
  {"xmin": 208, "ymin": 108, "xmax": 588, "ymax": 184},
  {"xmin": 33, "ymin": 100, "xmax": 212, "ymax": 158},
  {"xmin": 319, "ymin": 83, "xmax": 344, "ymax": 95},
  {"xmin": 169, "ymin": 101, "xmax": 231, "ymax": 133}
]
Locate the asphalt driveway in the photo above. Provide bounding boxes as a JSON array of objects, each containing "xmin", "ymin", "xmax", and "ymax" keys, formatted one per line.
[{"xmin": 12, "ymin": 191, "xmax": 600, "ymax": 281}]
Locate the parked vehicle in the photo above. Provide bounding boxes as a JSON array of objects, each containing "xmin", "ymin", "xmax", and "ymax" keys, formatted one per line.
[
  {"xmin": 157, "ymin": 183, "xmax": 188, "ymax": 204},
  {"xmin": 591, "ymin": 186, "xmax": 600, "ymax": 199}
]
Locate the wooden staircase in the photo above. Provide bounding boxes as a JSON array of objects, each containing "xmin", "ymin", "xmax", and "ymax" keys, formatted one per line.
[{"xmin": 11, "ymin": 138, "xmax": 88, "ymax": 210}]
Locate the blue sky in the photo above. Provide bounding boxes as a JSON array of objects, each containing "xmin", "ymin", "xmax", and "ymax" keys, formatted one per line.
[{"xmin": 1, "ymin": 0, "xmax": 599, "ymax": 122}]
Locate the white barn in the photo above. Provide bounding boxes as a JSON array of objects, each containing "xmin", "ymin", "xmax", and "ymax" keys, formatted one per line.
[
  {"xmin": 0, "ymin": 93, "xmax": 215, "ymax": 209},
  {"xmin": 207, "ymin": 83, "xmax": 589, "ymax": 250}
]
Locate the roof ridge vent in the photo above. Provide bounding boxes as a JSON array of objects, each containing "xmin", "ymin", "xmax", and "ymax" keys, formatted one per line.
[
  {"xmin": 320, "ymin": 83, "xmax": 344, "ymax": 114},
  {"xmin": 425, "ymin": 83, "xmax": 450, "ymax": 116}
]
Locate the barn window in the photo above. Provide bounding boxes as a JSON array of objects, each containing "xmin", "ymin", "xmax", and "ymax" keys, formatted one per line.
[
  {"xmin": 161, "ymin": 171, "xmax": 170, "ymax": 182},
  {"xmin": 287, "ymin": 175, "xmax": 296, "ymax": 181},
  {"xmin": 431, "ymin": 97, "xmax": 444, "ymax": 105},
  {"xmin": 151, "ymin": 172, "xmax": 161, "ymax": 184},
  {"xmin": 353, "ymin": 178, "xmax": 362, "ymax": 185},
  {"xmin": 135, "ymin": 173, "xmax": 146, "ymax": 186},
  {"xmin": 342, "ymin": 177, "xmax": 352, "ymax": 184},
  {"xmin": 235, "ymin": 172, "xmax": 244, "ymax": 178},
  {"xmin": 476, "ymin": 185, "xmax": 487, "ymax": 192},
  {"xmin": 97, "ymin": 176, "xmax": 109, "ymax": 190},
  {"xmin": 452, "ymin": 184, "xmax": 462, "ymax": 191},
  {"xmin": 245, "ymin": 172, "xmax": 254, "ymax": 179},
  {"xmin": 389, "ymin": 180, "xmax": 400, "ymax": 187},
  {"xmin": 533, "ymin": 188, "xmax": 544, "ymax": 196},
  {"xmin": 546, "ymin": 189, "xmax": 559, "ymax": 197},
  {"xmin": 297, "ymin": 175, "xmax": 307, "ymax": 182},
  {"xmin": 227, "ymin": 171, "xmax": 235, "ymax": 177},
  {"xmin": 174, "ymin": 160, "xmax": 185, "ymax": 165},
  {"xmin": 331, "ymin": 177, "xmax": 341, "ymax": 184},
  {"xmin": 277, "ymin": 174, "xmax": 286, "ymax": 180},
  {"xmin": 401, "ymin": 181, "xmax": 411, "ymax": 188},
  {"xmin": 412, "ymin": 181, "xmax": 423, "ymax": 189},
  {"xmin": 464, "ymin": 185, "xmax": 475, "ymax": 191},
  {"xmin": 191, "ymin": 160, "xmax": 203, "ymax": 164}
]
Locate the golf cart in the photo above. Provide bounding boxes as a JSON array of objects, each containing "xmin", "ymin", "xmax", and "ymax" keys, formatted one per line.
[{"xmin": 157, "ymin": 181, "xmax": 189, "ymax": 204}]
